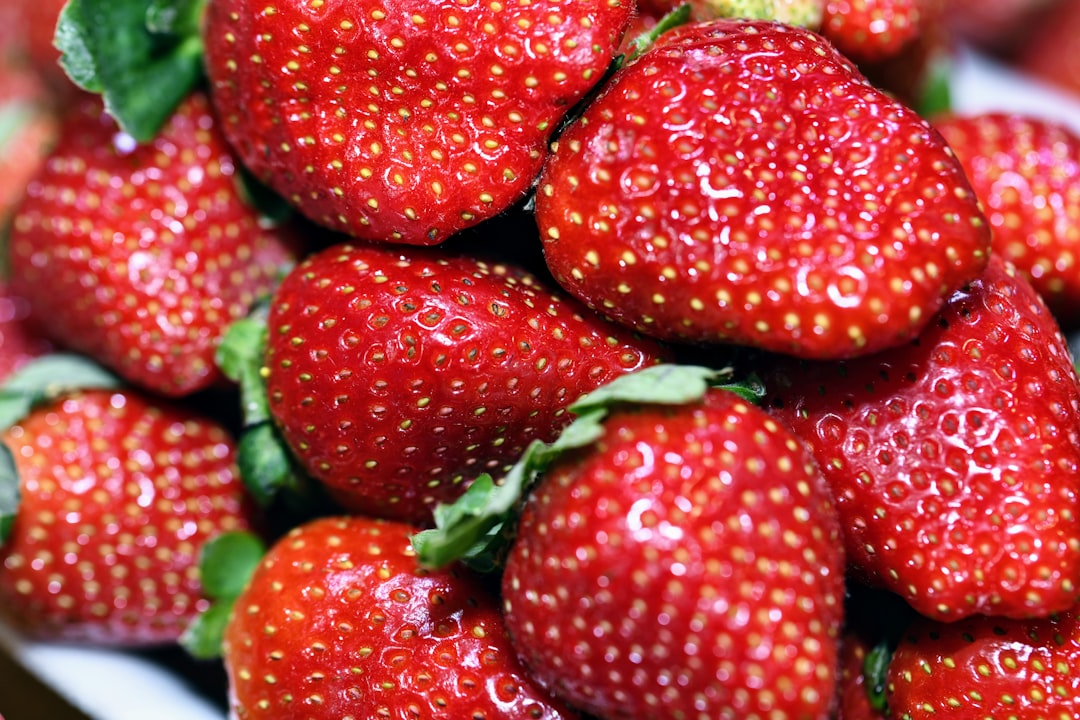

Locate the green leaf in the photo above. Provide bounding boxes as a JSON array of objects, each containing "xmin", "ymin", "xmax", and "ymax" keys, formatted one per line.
[
  {"xmin": 198, "ymin": 530, "xmax": 266, "ymax": 600},
  {"xmin": 235, "ymin": 168, "xmax": 295, "ymax": 227},
  {"xmin": 55, "ymin": 0, "xmax": 206, "ymax": 142},
  {"xmin": 216, "ymin": 314, "xmax": 272, "ymax": 425},
  {"xmin": 569, "ymin": 364, "xmax": 727, "ymax": 415},
  {"xmin": 917, "ymin": 52, "xmax": 953, "ymax": 119},
  {"xmin": 864, "ymin": 638, "xmax": 893, "ymax": 712},
  {"xmin": 179, "ymin": 600, "xmax": 234, "ymax": 660},
  {"xmin": 238, "ymin": 422, "xmax": 306, "ymax": 507},
  {"xmin": 623, "ymin": 3, "xmax": 693, "ymax": 63},
  {"xmin": 0, "ymin": 354, "xmax": 124, "ymax": 431},
  {"xmin": 0, "ymin": 443, "xmax": 19, "ymax": 545}
]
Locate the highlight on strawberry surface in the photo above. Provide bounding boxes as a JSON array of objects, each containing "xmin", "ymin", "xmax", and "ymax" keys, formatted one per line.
[{"xmin": 2, "ymin": 0, "xmax": 1080, "ymax": 718}]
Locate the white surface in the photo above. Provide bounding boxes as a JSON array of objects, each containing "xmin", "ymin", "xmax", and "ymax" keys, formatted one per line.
[
  {"xmin": 4, "ymin": 46, "xmax": 1080, "ymax": 720},
  {"xmin": 0, "ymin": 620, "xmax": 226, "ymax": 720}
]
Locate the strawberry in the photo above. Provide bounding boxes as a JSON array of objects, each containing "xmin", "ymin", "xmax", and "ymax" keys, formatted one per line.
[
  {"xmin": 1017, "ymin": 0, "xmax": 1080, "ymax": 100},
  {"xmin": 0, "ymin": 0, "xmax": 71, "ymax": 93},
  {"xmin": 820, "ymin": 0, "xmax": 923, "ymax": 63},
  {"xmin": 932, "ymin": 112, "xmax": 1080, "ymax": 328},
  {"xmin": 0, "ymin": 282, "xmax": 53, "ymax": 382},
  {"xmin": 762, "ymin": 254, "xmax": 1080, "ymax": 621},
  {"xmin": 945, "ymin": 0, "xmax": 1060, "ymax": 53},
  {"xmin": 0, "ymin": 366, "xmax": 258, "ymax": 646},
  {"xmin": 886, "ymin": 610, "xmax": 1080, "ymax": 718},
  {"xmin": 634, "ymin": 0, "xmax": 825, "ymax": 26},
  {"xmin": 222, "ymin": 514, "xmax": 578, "ymax": 719},
  {"xmin": 535, "ymin": 19, "xmax": 991, "ymax": 360},
  {"xmin": 7, "ymin": 92, "xmax": 298, "ymax": 398},
  {"xmin": 0, "ymin": 58, "xmax": 58, "ymax": 235},
  {"xmin": 837, "ymin": 630, "xmax": 889, "ymax": 720},
  {"xmin": 200, "ymin": 0, "xmax": 633, "ymax": 245},
  {"xmin": 492, "ymin": 370, "xmax": 846, "ymax": 719},
  {"xmin": 262, "ymin": 242, "xmax": 668, "ymax": 523}
]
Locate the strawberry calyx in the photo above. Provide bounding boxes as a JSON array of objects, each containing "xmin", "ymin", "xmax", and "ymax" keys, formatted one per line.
[
  {"xmin": 621, "ymin": 3, "xmax": 694, "ymax": 64},
  {"xmin": 412, "ymin": 363, "xmax": 764, "ymax": 571},
  {"xmin": 179, "ymin": 530, "xmax": 266, "ymax": 660},
  {"xmin": 0, "ymin": 353, "xmax": 124, "ymax": 543},
  {"xmin": 215, "ymin": 307, "xmax": 308, "ymax": 508},
  {"xmin": 863, "ymin": 637, "xmax": 893, "ymax": 712},
  {"xmin": 55, "ymin": 0, "xmax": 206, "ymax": 142}
]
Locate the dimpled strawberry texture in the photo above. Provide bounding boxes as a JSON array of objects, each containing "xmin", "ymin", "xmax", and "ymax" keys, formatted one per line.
[
  {"xmin": 201, "ymin": 0, "xmax": 633, "ymax": 245},
  {"xmin": 0, "ymin": 390, "xmax": 254, "ymax": 645},
  {"xmin": 536, "ymin": 19, "xmax": 991, "ymax": 360}
]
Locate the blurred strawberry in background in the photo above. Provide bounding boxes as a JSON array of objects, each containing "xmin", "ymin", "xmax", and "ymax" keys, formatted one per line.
[
  {"xmin": 943, "ymin": 0, "xmax": 1061, "ymax": 53},
  {"xmin": 1016, "ymin": 0, "xmax": 1080, "ymax": 96}
]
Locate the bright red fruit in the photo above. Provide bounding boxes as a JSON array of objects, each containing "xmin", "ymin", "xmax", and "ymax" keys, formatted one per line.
[
  {"xmin": 264, "ymin": 242, "xmax": 667, "ymax": 524},
  {"xmin": 933, "ymin": 113, "xmax": 1080, "ymax": 328},
  {"xmin": 763, "ymin": 255, "xmax": 1080, "ymax": 621},
  {"xmin": 223, "ymin": 515, "xmax": 578, "ymax": 719},
  {"xmin": 201, "ymin": 0, "xmax": 633, "ymax": 245},
  {"xmin": 0, "ymin": 389, "xmax": 256, "ymax": 645},
  {"xmin": 501, "ymin": 388, "xmax": 846, "ymax": 719},
  {"xmin": 535, "ymin": 19, "xmax": 990, "ymax": 360},
  {"xmin": 7, "ymin": 93, "xmax": 297, "ymax": 397},
  {"xmin": 821, "ymin": 0, "xmax": 923, "ymax": 63},
  {"xmin": 887, "ymin": 611, "xmax": 1080, "ymax": 718}
]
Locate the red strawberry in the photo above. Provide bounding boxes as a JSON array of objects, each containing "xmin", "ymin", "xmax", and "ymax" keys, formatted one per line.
[
  {"xmin": 0, "ymin": 0, "xmax": 71, "ymax": 93},
  {"xmin": 945, "ymin": 0, "xmax": 1060, "ymax": 53},
  {"xmin": 1016, "ymin": 0, "xmax": 1080, "ymax": 97},
  {"xmin": 7, "ymin": 92, "xmax": 298, "ymax": 397},
  {"xmin": 763, "ymin": 254, "xmax": 1080, "ymax": 621},
  {"xmin": 535, "ymin": 19, "xmax": 991, "ymax": 360},
  {"xmin": 820, "ymin": 0, "xmax": 923, "ymax": 63},
  {"xmin": 932, "ymin": 112, "xmax": 1080, "ymax": 328},
  {"xmin": 0, "ymin": 58, "xmax": 58, "ymax": 233},
  {"xmin": 263, "ymin": 242, "xmax": 668, "ymax": 523},
  {"xmin": 0, "ymin": 282, "xmax": 53, "ymax": 382},
  {"xmin": 886, "ymin": 610, "xmax": 1080, "ymax": 718},
  {"xmin": 201, "ymin": 0, "xmax": 633, "ymax": 245},
  {"xmin": 0, "ymin": 383, "xmax": 258, "ymax": 645},
  {"xmin": 837, "ymin": 630, "xmax": 889, "ymax": 719},
  {"xmin": 223, "ymin": 515, "xmax": 578, "ymax": 719},
  {"xmin": 500, "ymin": 383, "xmax": 846, "ymax": 719}
]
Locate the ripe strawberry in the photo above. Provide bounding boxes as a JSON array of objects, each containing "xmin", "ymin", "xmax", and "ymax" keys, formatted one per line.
[
  {"xmin": 837, "ymin": 631, "xmax": 888, "ymax": 720},
  {"xmin": 820, "ymin": 0, "xmax": 923, "ymax": 63},
  {"xmin": 932, "ymin": 112, "xmax": 1080, "ymax": 328},
  {"xmin": 201, "ymin": 0, "xmax": 633, "ymax": 245},
  {"xmin": 634, "ymin": 0, "xmax": 824, "ymax": 26},
  {"xmin": 0, "ymin": 384, "xmax": 258, "ymax": 645},
  {"xmin": 535, "ymin": 19, "xmax": 991, "ymax": 360},
  {"xmin": 886, "ymin": 610, "xmax": 1080, "ymax": 718},
  {"xmin": 500, "ymin": 384, "xmax": 846, "ymax": 719},
  {"xmin": 0, "ymin": 0, "xmax": 71, "ymax": 92},
  {"xmin": 7, "ymin": 92, "xmax": 298, "ymax": 397},
  {"xmin": 223, "ymin": 515, "xmax": 578, "ymax": 719},
  {"xmin": 0, "ymin": 58, "xmax": 58, "ymax": 234},
  {"xmin": 762, "ymin": 254, "xmax": 1080, "ymax": 621},
  {"xmin": 1017, "ymin": 0, "xmax": 1080, "ymax": 100},
  {"xmin": 263, "ymin": 242, "xmax": 667, "ymax": 523}
]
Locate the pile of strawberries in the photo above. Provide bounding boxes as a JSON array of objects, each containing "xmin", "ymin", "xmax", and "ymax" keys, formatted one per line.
[{"xmin": 2, "ymin": 0, "xmax": 1080, "ymax": 718}]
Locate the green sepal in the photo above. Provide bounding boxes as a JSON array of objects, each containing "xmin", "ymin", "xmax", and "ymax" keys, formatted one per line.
[
  {"xmin": 413, "ymin": 364, "xmax": 756, "ymax": 570},
  {"xmin": 622, "ymin": 3, "xmax": 693, "ymax": 64},
  {"xmin": 217, "ymin": 308, "xmax": 309, "ymax": 506},
  {"xmin": 0, "ymin": 353, "xmax": 124, "ymax": 432},
  {"xmin": 0, "ymin": 443, "xmax": 19, "ymax": 545},
  {"xmin": 235, "ymin": 168, "xmax": 295, "ymax": 227},
  {"xmin": 916, "ymin": 52, "xmax": 953, "ymax": 119},
  {"xmin": 863, "ymin": 638, "xmax": 893, "ymax": 712},
  {"xmin": 180, "ymin": 530, "xmax": 266, "ymax": 660},
  {"xmin": 55, "ymin": 0, "xmax": 207, "ymax": 143}
]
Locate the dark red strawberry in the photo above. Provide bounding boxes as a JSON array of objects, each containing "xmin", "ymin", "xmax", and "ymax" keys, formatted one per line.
[
  {"xmin": 7, "ymin": 92, "xmax": 298, "ymax": 397},
  {"xmin": 263, "ymin": 242, "xmax": 668, "ymax": 523},
  {"xmin": 886, "ymin": 610, "xmax": 1080, "ymax": 718},
  {"xmin": 535, "ymin": 19, "xmax": 991, "ymax": 360},
  {"xmin": 201, "ymin": 0, "xmax": 633, "ymax": 245},
  {"xmin": 820, "ymin": 0, "xmax": 923, "ymax": 63},
  {"xmin": 223, "ymin": 515, "xmax": 578, "ymax": 719},
  {"xmin": 763, "ymin": 254, "xmax": 1080, "ymax": 621},
  {"xmin": 499, "ymin": 378, "xmax": 846, "ymax": 719},
  {"xmin": 0, "ymin": 381, "xmax": 258, "ymax": 646},
  {"xmin": 933, "ymin": 112, "xmax": 1080, "ymax": 328}
]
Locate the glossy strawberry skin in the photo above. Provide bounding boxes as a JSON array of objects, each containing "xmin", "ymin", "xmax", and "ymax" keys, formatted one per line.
[
  {"xmin": 763, "ymin": 255, "xmax": 1080, "ymax": 621},
  {"xmin": 501, "ymin": 389, "xmax": 846, "ymax": 719},
  {"xmin": 932, "ymin": 113, "xmax": 1080, "ymax": 328},
  {"xmin": 7, "ymin": 93, "xmax": 297, "ymax": 397},
  {"xmin": 223, "ymin": 515, "xmax": 578, "ymax": 720},
  {"xmin": 886, "ymin": 611, "xmax": 1080, "ymax": 718},
  {"xmin": 202, "ymin": 0, "xmax": 633, "ymax": 245},
  {"xmin": 536, "ymin": 19, "xmax": 990, "ymax": 360},
  {"xmin": 265, "ymin": 243, "xmax": 668, "ymax": 524},
  {"xmin": 0, "ymin": 389, "xmax": 256, "ymax": 646}
]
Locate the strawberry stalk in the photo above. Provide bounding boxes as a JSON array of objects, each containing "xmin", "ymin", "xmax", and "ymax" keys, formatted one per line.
[
  {"xmin": 179, "ymin": 530, "xmax": 266, "ymax": 660},
  {"xmin": 0, "ymin": 353, "xmax": 123, "ymax": 542},
  {"xmin": 412, "ymin": 363, "xmax": 763, "ymax": 571},
  {"xmin": 55, "ymin": 0, "xmax": 206, "ymax": 141}
]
